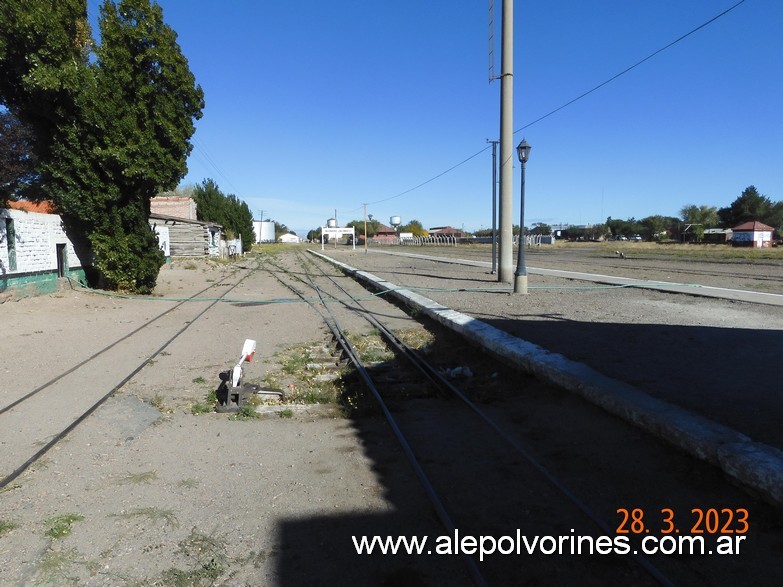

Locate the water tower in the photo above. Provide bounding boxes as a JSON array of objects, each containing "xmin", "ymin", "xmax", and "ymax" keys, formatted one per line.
[
  {"xmin": 326, "ymin": 218, "xmax": 338, "ymax": 229},
  {"xmin": 390, "ymin": 216, "xmax": 401, "ymax": 230}
]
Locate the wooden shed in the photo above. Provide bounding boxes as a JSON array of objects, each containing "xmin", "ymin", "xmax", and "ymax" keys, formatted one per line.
[{"xmin": 149, "ymin": 213, "xmax": 222, "ymax": 257}]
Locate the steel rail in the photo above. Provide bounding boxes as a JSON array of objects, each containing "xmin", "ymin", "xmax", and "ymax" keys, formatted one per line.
[
  {"xmin": 0, "ymin": 260, "xmax": 258, "ymax": 490},
  {"xmin": 301, "ymin": 250, "xmax": 676, "ymax": 587}
]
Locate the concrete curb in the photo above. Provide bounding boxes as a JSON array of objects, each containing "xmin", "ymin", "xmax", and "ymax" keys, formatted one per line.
[{"xmin": 312, "ymin": 250, "xmax": 783, "ymax": 511}]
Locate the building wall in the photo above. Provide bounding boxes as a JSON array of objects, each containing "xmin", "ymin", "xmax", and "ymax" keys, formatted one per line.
[
  {"xmin": 1, "ymin": 208, "xmax": 89, "ymax": 295},
  {"xmin": 150, "ymin": 196, "xmax": 197, "ymax": 220}
]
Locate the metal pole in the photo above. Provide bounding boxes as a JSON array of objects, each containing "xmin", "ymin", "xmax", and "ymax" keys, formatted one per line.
[
  {"xmin": 488, "ymin": 139, "xmax": 498, "ymax": 274},
  {"xmin": 498, "ymin": 0, "xmax": 514, "ymax": 283},
  {"xmin": 363, "ymin": 203, "xmax": 368, "ymax": 254},
  {"xmin": 513, "ymin": 158, "xmax": 528, "ymax": 294}
]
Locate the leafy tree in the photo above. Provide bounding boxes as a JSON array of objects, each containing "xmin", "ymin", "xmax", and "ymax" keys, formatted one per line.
[
  {"xmin": 0, "ymin": 0, "xmax": 91, "ymax": 155},
  {"xmin": 1, "ymin": 0, "xmax": 204, "ymax": 292},
  {"xmin": 0, "ymin": 110, "xmax": 39, "ymax": 205},
  {"xmin": 717, "ymin": 186, "xmax": 773, "ymax": 228},
  {"xmin": 530, "ymin": 222, "xmax": 551, "ymax": 236},
  {"xmin": 680, "ymin": 204, "xmax": 718, "ymax": 227},
  {"xmin": 346, "ymin": 219, "xmax": 380, "ymax": 238},
  {"xmin": 192, "ymin": 178, "xmax": 254, "ymax": 247},
  {"xmin": 400, "ymin": 219, "xmax": 427, "ymax": 237}
]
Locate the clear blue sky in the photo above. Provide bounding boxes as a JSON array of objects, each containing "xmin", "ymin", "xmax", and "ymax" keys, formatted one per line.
[{"xmin": 89, "ymin": 0, "xmax": 783, "ymax": 236}]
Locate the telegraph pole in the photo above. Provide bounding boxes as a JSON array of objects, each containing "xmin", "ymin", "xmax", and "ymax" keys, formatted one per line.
[
  {"xmin": 487, "ymin": 139, "xmax": 499, "ymax": 274},
  {"xmin": 498, "ymin": 0, "xmax": 514, "ymax": 283}
]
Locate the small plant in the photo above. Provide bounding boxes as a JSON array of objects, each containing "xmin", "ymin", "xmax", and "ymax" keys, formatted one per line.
[
  {"xmin": 116, "ymin": 471, "xmax": 158, "ymax": 485},
  {"xmin": 35, "ymin": 548, "xmax": 82, "ymax": 585},
  {"xmin": 192, "ymin": 376, "xmax": 207, "ymax": 384},
  {"xmin": 150, "ymin": 394, "xmax": 167, "ymax": 412},
  {"xmin": 183, "ymin": 262, "xmax": 198, "ymax": 270},
  {"xmin": 111, "ymin": 507, "xmax": 178, "ymax": 528},
  {"xmin": 191, "ymin": 389, "xmax": 217, "ymax": 414},
  {"xmin": 44, "ymin": 513, "xmax": 84, "ymax": 539},
  {"xmin": 228, "ymin": 406, "xmax": 260, "ymax": 421},
  {"xmin": 0, "ymin": 520, "xmax": 17, "ymax": 537},
  {"xmin": 278, "ymin": 409, "xmax": 294, "ymax": 419},
  {"xmin": 177, "ymin": 478, "xmax": 199, "ymax": 489}
]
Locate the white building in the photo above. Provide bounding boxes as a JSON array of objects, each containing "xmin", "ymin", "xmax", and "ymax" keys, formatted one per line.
[{"xmin": 1, "ymin": 202, "xmax": 90, "ymax": 296}]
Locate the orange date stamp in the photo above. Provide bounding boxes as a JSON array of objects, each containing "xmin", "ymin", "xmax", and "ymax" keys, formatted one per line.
[{"xmin": 616, "ymin": 507, "xmax": 749, "ymax": 535}]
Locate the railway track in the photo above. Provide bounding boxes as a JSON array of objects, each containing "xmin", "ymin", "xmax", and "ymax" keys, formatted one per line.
[
  {"xmin": 257, "ymin": 250, "xmax": 783, "ymax": 586},
  {"xmin": 3, "ymin": 249, "xmax": 780, "ymax": 585},
  {"xmin": 420, "ymin": 245, "xmax": 783, "ymax": 293},
  {"xmin": 0, "ymin": 260, "xmax": 257, "ymax": 489}
]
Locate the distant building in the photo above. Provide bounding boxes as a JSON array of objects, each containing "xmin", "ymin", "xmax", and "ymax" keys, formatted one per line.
[
  {"xmin": 278, "ymin": 233, "xmax": 300, "ymax": 244},
  {"xmin": 428, "ymin": 226, "xmax": 464, "ymax": 238},
  {"xmin": 149, "ymin": 195, "xmax": 197, "ymax": 220},
  {"xmin": 371, "ymin": 223, "xmax": 398, "ymax": 244},
  {"xmin": 731, "ymin": 221, "xmax": 774, "ymax": 248}
]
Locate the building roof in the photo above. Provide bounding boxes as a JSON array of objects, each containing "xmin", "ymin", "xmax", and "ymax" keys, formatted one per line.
[
  {"xmin": 6, "ymin": 200, "xmax": 57, "ymax": 214},
  {"xmin": 732, "ymin": 221, "xmax": 774, "ymax": 232},
  {"xmin": 429, "ymin": 226, "xmax": 462, "ymax": 235},
  {"xmin": 149, "ymin": 212, "xmax": 222, "ymax": 229},
  {"xmin": 375, "ymin": 223, "xmax": 396, "ymax": 234}
]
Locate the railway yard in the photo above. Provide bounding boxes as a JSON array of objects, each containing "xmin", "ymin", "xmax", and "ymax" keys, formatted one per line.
[{"xmin": 1, "ymin": 243, "xmax": 783, "ymax": 586}]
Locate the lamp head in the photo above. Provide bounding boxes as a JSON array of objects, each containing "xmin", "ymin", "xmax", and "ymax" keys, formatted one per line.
[{"xmin": 517, "ymin": 139, "xmax": 531, "ymax": 163}]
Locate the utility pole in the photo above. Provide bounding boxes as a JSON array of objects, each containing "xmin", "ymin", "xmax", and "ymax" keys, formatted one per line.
[
  {"xmin": 363, "ymin": 203, "xmax": 368, "ymax": 253},
  {"xmin": 487, "ymin": 139, "xmax": 499, "ymax": 274},
  {"xmin": 498, "ymin": 0, "xmax": 514, "ymax": 283}
]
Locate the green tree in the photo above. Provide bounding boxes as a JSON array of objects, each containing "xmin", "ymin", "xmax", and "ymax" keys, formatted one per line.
[
  {"xmin": 1, "ymin": 0, "xmax": 204, "ymax": 292},
  {"xmin": 192, "ymin": 179, "xmax": 254, "ymax": 248},
  {"xmin": 400, "ymin": 219, "xmax": 426, "ymax": 237},
  {"xmin": 717, "ymin": 186, "xmax": 773, "ymax": 228},
  {"xmin": 530, "ymin": 222, "xmax": 551, "ymax": 236},
  {"xmin": 680, "ymin": 204, "xmax": 718, "ymax": 226},
  {"xmin": 0, "ymin": 111, "xmax": 39, "ymax": 205},
  {"xmin": 0, "ymin": 0, "xmax": 91, "ymax": 156}
]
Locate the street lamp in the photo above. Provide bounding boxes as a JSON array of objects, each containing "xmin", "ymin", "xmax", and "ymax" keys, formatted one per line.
[{"xmin": 513, "ymin": 139, "xmax": 531, "ymax": 294}]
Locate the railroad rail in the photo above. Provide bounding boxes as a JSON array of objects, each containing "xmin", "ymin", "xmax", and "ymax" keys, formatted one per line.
[
  {"xmin": 262, "ymin": 251, "xmax": 690, "ymax": 586},
  {"xmin": 0, "ymin": 261, "xmax": 257, "ymax": 490}
]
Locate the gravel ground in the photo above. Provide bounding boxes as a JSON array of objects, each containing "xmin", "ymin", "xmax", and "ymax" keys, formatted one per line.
[
  {"xmin": 1, "ymin": 246, "xmax": 782, "ymax": 587},
  {"xmin": 332, "ymin": 246, "xmax": 783, "ymax": 451}
]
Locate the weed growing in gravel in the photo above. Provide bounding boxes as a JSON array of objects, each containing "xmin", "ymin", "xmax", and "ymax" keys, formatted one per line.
[
  {"xmin": 279, "ymin": 409, "xmax": 294, "ymax": 419},
  {"xmin": 150, "ymin": 394, "xmax": 168, "ymax": 412},
  {"xmin": 35, "ymin": 548, "xmax": 81, "ymax": 585},
  {"xmin": 116, "ymin": 471, "xmax": 158, "ymax": 485},
  {"xmin": 192, "ymin": 376, "xmax": 207, "ymax": 384},
  {"xmin": 0, "ymin": 520, "xmax": 17, "ymax": 536},
  {"xmin": 191, "ymin": 389, "xmax": 217, "ymax": 415},
  {"xmin": 44, "ymin": 514, "xmax": 84, "ymax": 539},
  {"xmin": 229, "ymin": 406, "xmax": 260, "ymax": 421},
  {"xmin": 177, "ymin": 478, "xmax": 200, "ymax": 489},
  {"xmin": 160, "ymin": 530, "xmax": 227, "ymax": 586},
  {"xmin": 111, "ymin": 507, "xmax": 178, "ymax": 528}
]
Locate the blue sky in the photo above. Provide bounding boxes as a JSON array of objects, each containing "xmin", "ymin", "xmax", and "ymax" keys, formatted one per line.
[{"xmin": 89, "ymin": 0, "xmax": 783, "ymax": 236}]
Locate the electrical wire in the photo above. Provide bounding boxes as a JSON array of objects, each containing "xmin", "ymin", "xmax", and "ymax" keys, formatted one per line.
[{"xmin": 374, "ymin": 0, "xmax": 748, "ymax": 206}]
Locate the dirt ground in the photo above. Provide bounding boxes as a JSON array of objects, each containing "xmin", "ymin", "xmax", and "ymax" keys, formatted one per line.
[{"xmin": 1, "ymin": 246, "xmax": 782, "ymax": 586}]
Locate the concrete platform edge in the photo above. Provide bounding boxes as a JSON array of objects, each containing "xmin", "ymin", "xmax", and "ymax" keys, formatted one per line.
[{"xmin": 312, "ymin": 250, "xmax": 783, "ymax": 511}]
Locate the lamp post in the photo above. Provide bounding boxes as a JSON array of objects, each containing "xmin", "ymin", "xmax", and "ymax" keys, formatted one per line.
[{"xmin": 513, "ymin": 138, "xmax": 531, "ymax": 294}]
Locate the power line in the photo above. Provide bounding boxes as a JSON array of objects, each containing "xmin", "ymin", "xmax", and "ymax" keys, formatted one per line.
[
  {"xmin": 375, "ymin": 0, "xmax": 747, "ymax": 206},
  {"xmin": 514, "ymin": 0, "xmax": 748, "ymax": 134}
]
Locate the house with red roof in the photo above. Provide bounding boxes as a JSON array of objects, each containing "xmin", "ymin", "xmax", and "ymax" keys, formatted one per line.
[{"xmin": 731, "ymin": 221, "xmax": 774, "ymax": 248}]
